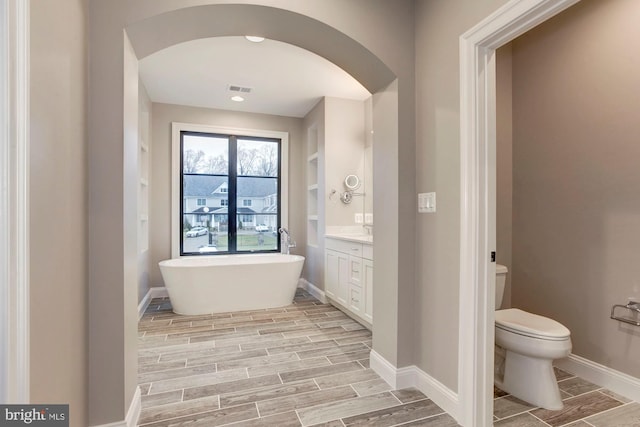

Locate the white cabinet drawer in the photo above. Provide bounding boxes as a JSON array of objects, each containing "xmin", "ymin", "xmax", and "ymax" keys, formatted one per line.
[
  {"xmin": 362, "ymin": 244, "xmax": 373, "ymax": 260},
  {"xmin": 349, "ymin": 255, "xmax": 362, "ymax": 286},
  {"xmin": 349, "ymin": 286, "xmax": 363, "ymax": 314},
  {"xmin": 325, "ymin": 238, "xmax": 363, "ymax": 257}
]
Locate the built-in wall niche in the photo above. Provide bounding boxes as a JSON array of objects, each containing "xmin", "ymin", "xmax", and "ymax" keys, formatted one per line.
[
  {"xmin": 138, "ymin": 110, "xmax": 150, "ymax": 253},
  {"xmin": 307, "ymin": 125, "xmax": 319, "ymax": 248}
]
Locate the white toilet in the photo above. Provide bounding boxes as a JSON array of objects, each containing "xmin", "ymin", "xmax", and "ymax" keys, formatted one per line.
[{"xmin": 495, "ymin": 264, "xmax": 571, "ymax": 410}]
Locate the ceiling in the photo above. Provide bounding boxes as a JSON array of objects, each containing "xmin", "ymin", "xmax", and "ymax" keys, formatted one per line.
[{"xmin": 138, "ymin": 36, "xmax": 371, "ymax": 118}]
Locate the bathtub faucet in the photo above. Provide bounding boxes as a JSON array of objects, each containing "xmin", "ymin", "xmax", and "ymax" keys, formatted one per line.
[{"xmin": 278, "ymin": 227, "xmax": 296, "ymax": 254}]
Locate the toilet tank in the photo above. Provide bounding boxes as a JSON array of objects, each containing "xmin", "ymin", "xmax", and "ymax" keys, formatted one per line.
[{"xmin": 496, "ymin": 264, "xmax": 508, "ymax": 309}]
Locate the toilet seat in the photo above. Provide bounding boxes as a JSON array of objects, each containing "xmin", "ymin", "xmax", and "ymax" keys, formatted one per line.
[{"xmin": 496, "ymin": 308, "xmax": 570, "ymax": 341}]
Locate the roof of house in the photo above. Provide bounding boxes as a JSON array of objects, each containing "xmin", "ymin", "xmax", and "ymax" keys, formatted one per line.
[
  {"xmin": 183, "ymin": 175, "xmax": 277, "ymax": 198},
  {"xmin": 183, "ymin": 175, "xmax": 226, "ymax": 197}
]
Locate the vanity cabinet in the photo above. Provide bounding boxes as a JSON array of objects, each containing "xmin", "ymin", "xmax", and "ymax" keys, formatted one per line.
[{"xmin": 325, "ymin": 237, "xmax": 373, "ymax": 327}]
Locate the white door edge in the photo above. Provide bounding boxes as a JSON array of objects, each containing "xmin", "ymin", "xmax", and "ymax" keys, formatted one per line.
[{"xmin": 1, "ymin": 0, "xmax": 30, "ymax": 403}]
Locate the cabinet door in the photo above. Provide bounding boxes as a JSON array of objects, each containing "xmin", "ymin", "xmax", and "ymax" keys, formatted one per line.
[
  {"xmin": 325, "ymin": 250, "xmax": 339, "ymax": 299},
  {"xmin": 325, "ymin": 249, "xmax": 349, "ymax": 305},
  {"xmin": 336, "ymin": 251, "xmax": 349, "ymax": 305},
  {"xmin": 363, "ymin": 259, "xmax": 373, "ymax": 323}
]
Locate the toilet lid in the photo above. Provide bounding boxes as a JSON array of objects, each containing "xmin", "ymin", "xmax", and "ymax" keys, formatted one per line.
[{"xmin": 495, "ymin": 308, "xmax": 570, "ymax": 340}]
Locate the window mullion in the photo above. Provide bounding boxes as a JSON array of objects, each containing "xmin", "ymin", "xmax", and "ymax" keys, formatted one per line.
[{"xmin": 228, "ymin": 136, "xmax": 238, "ymax": 253}]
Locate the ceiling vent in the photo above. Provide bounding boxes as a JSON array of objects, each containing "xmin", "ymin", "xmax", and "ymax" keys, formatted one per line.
[{"xmin": 228, "ymin": 85, "xmax": 252, "ymax": 94}]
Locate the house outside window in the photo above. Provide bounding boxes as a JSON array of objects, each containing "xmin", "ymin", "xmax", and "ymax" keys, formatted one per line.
[{"xmin": 180, "ymin": 131, "xmax": 281, "ymax": 255}]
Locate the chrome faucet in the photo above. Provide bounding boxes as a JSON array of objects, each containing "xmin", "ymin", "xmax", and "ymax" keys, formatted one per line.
[{"xmin": 278, "ymin": 227, "xmax": 296, "ymax": 254}]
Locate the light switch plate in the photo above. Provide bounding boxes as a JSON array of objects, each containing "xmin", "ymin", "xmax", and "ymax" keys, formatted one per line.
[
  {"xmin": 355, "ymin": 213, "xmax": 363, "ymax": 223},
  {"xmin": 364, "ymin": 213, "xmax": 373, "ymax": 224},
  {"xmin": 418, "ymin": 192, "xmax": 436, "ymax": 213}
]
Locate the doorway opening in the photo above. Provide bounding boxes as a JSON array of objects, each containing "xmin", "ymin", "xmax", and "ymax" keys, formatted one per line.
[{"xmin": 458, "ymin": 0, "xmax": 581, "ymax": 425}]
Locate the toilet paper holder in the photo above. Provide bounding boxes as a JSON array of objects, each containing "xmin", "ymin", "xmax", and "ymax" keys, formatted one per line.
[{"xmin": 610, "ymin": 301, "xmax": 640, "ymax": 326}]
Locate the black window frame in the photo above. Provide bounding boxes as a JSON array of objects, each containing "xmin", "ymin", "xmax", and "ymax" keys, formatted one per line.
[{"xmin": 180, "ymin": 131, "xmax": 282, "ymax": 256}]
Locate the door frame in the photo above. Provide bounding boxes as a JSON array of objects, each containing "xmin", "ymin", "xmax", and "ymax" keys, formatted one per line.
[
  {"xmin": 457, "ymin": 0, "xmax": 581, "ymax": 425},
  {"xmin": 0, "ymin": 0, "xmax": 30, "ymax": 403}
]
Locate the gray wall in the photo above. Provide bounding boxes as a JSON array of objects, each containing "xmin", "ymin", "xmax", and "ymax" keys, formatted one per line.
[
  {"xmin": 508, "ymin": 0, "xmax": 640, "ymax": 378},
  {"xmin": 30, "ymin": 0, "xmax": 87, "ymax": 424},
  {"xmin": 149, "ymin": 103, "xmax": 305, "ymax": 286},
  {"xmin": 414, "ymin": 0, "xmax": 509, "ymax": 391}
]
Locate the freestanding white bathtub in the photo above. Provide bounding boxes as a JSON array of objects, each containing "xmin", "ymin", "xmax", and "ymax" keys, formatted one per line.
[{"xmin": 158, "ymin": 254, "xmax": 305, "ymax": 315}]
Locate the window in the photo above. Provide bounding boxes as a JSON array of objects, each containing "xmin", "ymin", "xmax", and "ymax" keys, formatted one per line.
[
  {"xmin": 180, "ymin": 131, "xmax": 281, "ymax": 255},
  {"xmin": 240, "ymin": 214, "xmax": 253, "ymax": 223}
]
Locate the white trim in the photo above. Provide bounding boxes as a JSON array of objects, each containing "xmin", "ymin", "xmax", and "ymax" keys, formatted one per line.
[
  {"xmin": 170, "ymin": 122, "xmax": 289, "ymax": 259},
  {"xmin": 555, "ymin": 354, "xmax": 640, "ymax": 403},
  {"xmin": 369, "ymin": 349, "xmax": 403, "ymax": 388},
  {"xmin": 297, "ymin": 278, "xmax": 327, "ymax": 304},
  {"xmin": 125, "ymin": 386, "xmax": 141, "ymax": 427},
  {"xmin": 91, "ymin": 386, "xmax": 141, "ymax": 427},
  {"xmin": 0, "ymin": 0, "xmax": 29, "ymax": 403},
  {"xmin": 458, "ymin": 1, "xmax": 581, "ymax": 425},
  {"xmin": 370, "ymin": 350, "xmax": 460, "ymax": 422},
  {"xmin": 0, "ymin": 0, "xmax": 9, "ymax": 404},
  {"xmin": 138, "ymin": 287, "xmax": 169, "ymax": 319}
]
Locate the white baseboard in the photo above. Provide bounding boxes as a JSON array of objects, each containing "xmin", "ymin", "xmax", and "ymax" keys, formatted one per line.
[
  {"xmin": 555, "ymin": 353, "xmax": 640, "ymax": 402},
  {"xmin": 370, "ymin": 350, "xmax": 460, "ymax": 422},
  {"xmin": 126, "ymin": 386, "xmax": 141, "ymax": 427},
  {"xmin": 138, "ymin": 286, "xmax": 169, "ymax": 319},
  {"xmin": 298, "ymin": 278, "xmax": 327, "ymax": 304},
  {"xmin": 91, "ymin": 386, "xmax": 141, "ymax": 427}
]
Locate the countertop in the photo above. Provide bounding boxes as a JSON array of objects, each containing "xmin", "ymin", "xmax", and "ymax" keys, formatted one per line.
[{"xmin": 325, "ymin": 233, "xmax": 373, "ymax": 244}]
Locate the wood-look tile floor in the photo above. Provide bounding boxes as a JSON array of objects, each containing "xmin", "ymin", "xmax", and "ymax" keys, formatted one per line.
[
  {"xmin": 493, "ymin": 368, "xmax": 640, "ymax": 427},
  {"xmin": 138, "ymin": 290, "xmax": 639, "ymax": 426},
  {"xmin": 138, "ymin": 290, "xmax": 458, "ymax": 426}
]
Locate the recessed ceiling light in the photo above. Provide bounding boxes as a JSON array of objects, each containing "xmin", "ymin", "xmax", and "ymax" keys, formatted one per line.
[
  {"xmin": 245, "ymin": 35, "xmax": 265, "ymax": 43},
  {"xmin": 231, "ymin": 95, "xmax": 245, "ymax": 102}
]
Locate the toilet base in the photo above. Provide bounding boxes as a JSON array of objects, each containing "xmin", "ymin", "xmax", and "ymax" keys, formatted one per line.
[{"xmin": 495, "ymin": 349, "xmax": 563, "ymax": 410}]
